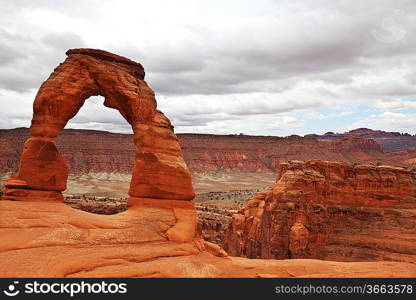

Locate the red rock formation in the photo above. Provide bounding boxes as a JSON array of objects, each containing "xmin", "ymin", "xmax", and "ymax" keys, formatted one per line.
[
  {"xmin": 0, "ymin": 50, "xmax": 415, "ymax": 278},
  {"xmin": 386, "ymin": 147, "xmax": 416, "ymax": 167},
  {"xmin": 1, "ymin": 129, "xmax": 414, "ymax": 178},
  {"xmin": 2, "ymin": 48, "xmax": 194, "ymax": 201},
  {"xmin": 179, "ymin": 134, "xmax": 389, "ymax": 172},
  {"xmin": 16, "ymin": 137, "xmax": 68, "ymax": 191},
  {"xmin": 0, "ymin": 199, "xmax": 415, "ymax": 277},
  {"xmin": 224, "ymin": 160, "xmax": 416, "ymax": 262}
]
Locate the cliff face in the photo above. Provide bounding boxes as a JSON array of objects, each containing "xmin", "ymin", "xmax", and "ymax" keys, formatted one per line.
[
  {"xmin": 0, "ymin": 128, "xmax": 396, "ymax": 175},
  {"xmin": 179, "ymin": 134, "xmax": 387, "ymax": 172},
  {"xmin": 0, "ymin": 128, "xmax": 414, "ymax": 177},
  {"xmin": 0, "ymin": 128, "xmax": 29, "ymax": 174},
  {"xmin": 224, "ymin": 160, "xmax": 416, "ymax": 263},
  {"xmin": 386, "ymin": 147, "xmax": 416, "ymax": 167},
  {"xmin": 0, "ymin": 128, "xmax": 135, "ymax": 175}
]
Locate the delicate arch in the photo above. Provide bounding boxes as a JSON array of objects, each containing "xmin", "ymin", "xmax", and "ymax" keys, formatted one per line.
[{"xmin": 2, "ymin": 49, "xmax": 195, "ymax": 203}]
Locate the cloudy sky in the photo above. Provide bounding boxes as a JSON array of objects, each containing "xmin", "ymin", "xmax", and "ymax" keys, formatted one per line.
[{"xmin": 0, "ymin": 0, "xmax": 415, "ymax": 136}]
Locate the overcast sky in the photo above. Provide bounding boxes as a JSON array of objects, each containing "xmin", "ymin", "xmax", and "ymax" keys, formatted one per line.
[{"xmin": 0, "ymin": 0, "xmax": 415, "ymax": 136}]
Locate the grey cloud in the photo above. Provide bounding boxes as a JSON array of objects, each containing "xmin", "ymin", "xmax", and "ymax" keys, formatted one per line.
[
  {"xmin": 0, "ymin": 30, "xmax": 29, "ymax": 65},
  {"xmin": 170, "ymin": 113, "xmax": 243, "ymax": 127},
  {"xmin": 68, "ymin": 96, "xmax": 131, "ymax": 125},
  {"xmin": 228, "ymin": 100, "xmax": 322, "ymax": 116},
  {"xmin": 374, "ymin": 99, "xmax": 416, "ymax": 110},
  {"xmin": 42, "ymin": 32, "xmax": 85, "ymax": 52},
  {"xmin": 0, "ymin": 30, "xmax": 85, "ymax": 92},
  {"xmin": 352, "ymin": 82, "xmax": 416, "ymax": 98},
  {"xmin": 2, "ymin": 0, "xmax": 416, "ymax": 97},
  {"xmin": 145, "ymin": 3, "xmax": 416, "ymax": 96},
  {"xmin": 65, "ymin": 121, "xmax": 133, "ymax": 134},
  {"xmin": 1, "ymin": 0, "xmax": 416, "ymax": 135},
  {"xmin": 0, "ymin": 0, "xmax": 106, "ymax": 19}
]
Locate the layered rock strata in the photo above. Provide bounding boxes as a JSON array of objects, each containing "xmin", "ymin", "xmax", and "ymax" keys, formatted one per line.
[
  {"xmin": 2, "ymin": 128, "xmax": 411, "ymax": 177},
  {"xmin": 224, "ymin": 160, "xmax": 416, "ymax": 263}
]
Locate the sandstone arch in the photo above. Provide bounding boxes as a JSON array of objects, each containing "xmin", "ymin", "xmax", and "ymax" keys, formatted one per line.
[{"xmin": 2, "ymin": 48, "xmax": 195, "ymax": 203}]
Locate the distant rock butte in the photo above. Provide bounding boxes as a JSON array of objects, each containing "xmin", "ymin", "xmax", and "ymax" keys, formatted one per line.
[
  {"xmin": 224, "ymin": 160, "xmax": 416, "ymax": 263},
  {"xmin": 306, "ymin": 128, "xmax": 416, "ymax": 151}
]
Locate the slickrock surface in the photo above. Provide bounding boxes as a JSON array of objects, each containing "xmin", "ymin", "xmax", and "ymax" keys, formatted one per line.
[
  {"xmin": 62, "ymin": 193, "xmax": 245, "ymax": 246},
  {"xmin": 224, "ymin": 160, "xmax": 416, "ymax": 263},
  {"xmin": 1, "ymin": 200, "xmax": 415, "ymax": 277}
]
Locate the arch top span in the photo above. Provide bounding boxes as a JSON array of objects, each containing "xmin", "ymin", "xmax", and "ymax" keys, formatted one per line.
[
  {"xmin": 66, "ymin": 48, "xmax": 146, "ymax": 72},
  {"xmin": 2, "ymin": 48, "xmax": 195, "ymax": 202},
  {"xmin": 30, "ymin": 48, "xmax": 154, "ymax": 138}
]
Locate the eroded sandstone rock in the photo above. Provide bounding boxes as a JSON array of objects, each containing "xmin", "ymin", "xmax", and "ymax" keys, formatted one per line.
[
  {"xmin": 2, "ymin": 48, "xmax": 194, "ymax": 201},
  {"xmin": 224, "ymin": 160, "xmax": 416, "ymax": 262},
  {"xmin": 16, "ymin": 137, "xmax": 68, "ymax": 191},
  {"xmin": 0, "ymin": 199, "xmax": 415, "ymax": 277},
  {"xmin": 1, "ymin": 50, "xmax": 415, "ymax": 278}
]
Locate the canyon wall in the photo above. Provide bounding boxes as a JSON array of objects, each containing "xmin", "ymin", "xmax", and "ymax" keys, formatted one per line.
[
  {"xmin": 224, "ymin": 160, "xmax": 416, "ymax": 263},
  {"xmin": 0, "ymin": 128, "xmax": 405, "ymax": 177},
  {"xmin": 179, "ymin": 133, "xmax": 387, "ymax": 172},
  {"xmin": 386, "ymin": 147, "xmax": 416, "ymax": 167}
]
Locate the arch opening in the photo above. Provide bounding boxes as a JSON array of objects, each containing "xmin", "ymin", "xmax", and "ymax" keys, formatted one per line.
[
  {"xmin": 66, "ymin": 95, "xmax": 133, "ymax": 134},
  {"xmin": 63, "ymin": 95, "xmax": 133, "ymax": 201},
  {"xmin": 1, "ymin": 48, "xmax": 195, "ymax": 206}
]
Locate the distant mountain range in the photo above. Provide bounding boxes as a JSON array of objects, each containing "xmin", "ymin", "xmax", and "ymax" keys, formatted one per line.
[{"xmin": 305, "ymin": 128, "xmax": 416, "ymax": 151}]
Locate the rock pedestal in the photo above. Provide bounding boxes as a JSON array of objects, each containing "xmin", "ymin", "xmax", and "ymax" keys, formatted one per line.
[{"xmin": 2, "ymin": 137, "xmax": 67, "ymax": 202}]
